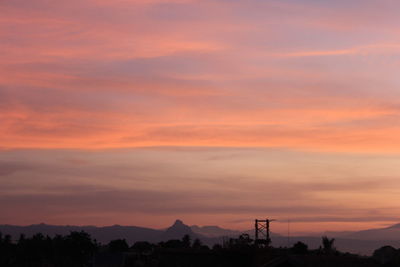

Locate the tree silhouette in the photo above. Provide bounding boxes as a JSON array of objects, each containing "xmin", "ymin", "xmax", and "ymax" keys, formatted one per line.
[
  {"xmin": 182, "ymin": 234, "xmax": 191, "ymax": 248},
  {"xmin": 132, "ymin": 241, "xmax": 153, "ymax": 252},
  {"xmin": 373, "ymin": 246, "xmax": 400, "ymax": 266},
  {"xmin": 225, "ymin": 233, "xmax": 253, "ymax": 249},
  {"xmin": 192, "ymin": 238, "xmax": 203, "ymax": 249},
  {"xmin": 0, "ymin": 231, "xmax": 98, "ymax": 267},
  {"xmin": 108, "ymin": 239, "xmax": 129, "ymax": 252},
  {"xmin": 322, "ymin": 236, "xmax": 336, "ymax": 253},
  {"xmin": 161, "ymin": 239, "xmax": 184, "ymax": 249},
  {"xmin": 291, "ymin": 241, "xmax": 308, "ymax": 254}
]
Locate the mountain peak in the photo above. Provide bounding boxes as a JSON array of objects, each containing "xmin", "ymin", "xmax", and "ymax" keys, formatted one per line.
[
  {"xmin": 164, "ymin": 219, "xmax": 194, "ymax": 238},
  {"xmin": 173, "ymin": 219, "xmax": 184, "ymax": 226}
]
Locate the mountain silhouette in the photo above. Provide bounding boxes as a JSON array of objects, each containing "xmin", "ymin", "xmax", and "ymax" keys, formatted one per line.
[
  {"xmin": 0, "ymin": 220, "xmax": 207, "ymax": 245},
  {"xmin": 387, "ymin": 223, "xmax": 400, "ymax": 229},
  {"xmin": 339, "ymin": 223, "xmax": 400, "ymax": 241},
  {"xmin": 164, "ymin": 219, "xmax": 196, "ymax": 239},
  {"xmin": 190, "ymin": 224, "xmax": 243, "ymax": 237},
  {"xmin": 2, "ymin": 221, "xmax": 400, "ymax": 255}
]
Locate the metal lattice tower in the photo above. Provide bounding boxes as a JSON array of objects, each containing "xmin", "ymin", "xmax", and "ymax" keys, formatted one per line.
[{"xmin": 255, "ymin": 219, "xmax": 276, "ymax": 247}]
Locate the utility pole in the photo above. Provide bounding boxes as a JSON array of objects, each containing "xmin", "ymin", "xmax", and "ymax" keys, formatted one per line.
[
  {"xmin": 255, "ymin": 218, "xmax": 276, "ymax": 247},
  {"xmin": 287, "ymin": 219, "xmax": 290, "ymax": 248}
]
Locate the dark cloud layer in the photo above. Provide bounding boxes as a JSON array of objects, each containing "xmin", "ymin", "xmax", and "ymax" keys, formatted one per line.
[{"xmin": 1, "ymin": 148, "xmax": 399, "ymax": 232}]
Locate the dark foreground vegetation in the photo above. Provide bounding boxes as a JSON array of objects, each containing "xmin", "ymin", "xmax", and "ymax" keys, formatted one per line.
[{"xmin": 1, "ymin": 232, "xmax": 399, "ymax": 267}]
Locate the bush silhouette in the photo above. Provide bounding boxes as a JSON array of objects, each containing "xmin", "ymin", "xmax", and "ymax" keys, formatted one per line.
[{"xmin": 108, "ymin": 239, "xmax": 129, "ymax": 252}]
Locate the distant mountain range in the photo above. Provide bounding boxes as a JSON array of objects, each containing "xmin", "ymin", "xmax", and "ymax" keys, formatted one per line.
[
  {"xmin": 325, "ymin": 223, "xmax": 400, "ymax": 241},
  {"xmin": 190, "ymin": 224, "xmax": 243, "ymax": 238},
  {"xmin": 1, "ymin": 220, "xmax": 400, "ymax": 255},
  {"xmin": 273, "ymin": 223, "xmax": 400, "ymax": 255},
  {"xmin": 0, "ymin": 220, "xmax": 225, "ymax": 246}
]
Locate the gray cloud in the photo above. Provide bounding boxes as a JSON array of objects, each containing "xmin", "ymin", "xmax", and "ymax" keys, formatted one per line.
[
  {"xmin": 1, "ymin": 148, "xmax": 399, "ymax": 226},
  {"xmin": 0, "ymin": 162, "xmax": 33, "ymax": 176},
  {"xmin": 0, "ymin": 187, "xmax": 347, "ymax": 216}
]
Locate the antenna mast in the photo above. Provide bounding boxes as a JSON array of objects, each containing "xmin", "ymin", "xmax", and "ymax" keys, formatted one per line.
[{"xmin": 255, "ymin": 218, "xmax": 276, "ymax": 247}]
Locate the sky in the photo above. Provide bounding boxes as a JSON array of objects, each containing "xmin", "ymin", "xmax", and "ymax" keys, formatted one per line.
[{"xmin": 1, "ymin": 0, "xmax": 400, "ymax": 235}]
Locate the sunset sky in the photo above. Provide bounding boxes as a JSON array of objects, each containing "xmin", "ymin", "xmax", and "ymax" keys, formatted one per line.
[{"xmin": 1, "ymin": 0, "xmax": 400, "ymax": 235}]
